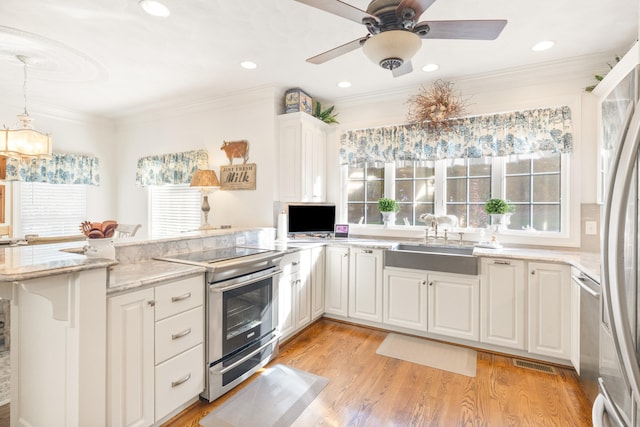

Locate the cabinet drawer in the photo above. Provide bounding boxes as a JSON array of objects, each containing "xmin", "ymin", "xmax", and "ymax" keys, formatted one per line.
[
  {"xmin": 155, "ymin": 344, "xmax": 204, "ymax": 422},
  {"xmin": 155, "ymin": 306, "xmax": 204, "ymax": 364},
  {"xmin": 280, "ymin": 252, "xmax": 302, "ymax": 275},
  {"xmin": 155, "ymin": 275, "xmax": 204, "ymax": 321}
]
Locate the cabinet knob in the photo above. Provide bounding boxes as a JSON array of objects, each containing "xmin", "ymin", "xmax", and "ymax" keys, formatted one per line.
[
  {"xmin": 531, "ymin": 270, "xmax": 536, "ymax": 275},
  {"xmin": 421, "ymin": 280, "xmax": 427, "ymax": 286},
  {"xmin": 147, "ymin": 300, "xmax": 155, "ymax": 307},
  {"xmin": 429, "ymin": 282, "xmax": 433, "ymax": 286}
]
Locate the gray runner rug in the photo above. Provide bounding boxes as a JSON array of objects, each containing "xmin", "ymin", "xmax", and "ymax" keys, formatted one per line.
[{"xmin": 200, "ymin": 364, "xmax": 328, "ymax": 427}]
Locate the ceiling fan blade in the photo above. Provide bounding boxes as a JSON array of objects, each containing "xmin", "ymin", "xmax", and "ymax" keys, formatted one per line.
[
  {"xmin": 417, "ymin": 20, "xmax": 507, "ymax": 40},
  {"xmin": 294, "ymin": 0, "xmax": 380, "ymax": 25},
  {"xmin": 396, "ymin": 0, "xmax": 437, "ymax": 20},
  {"xmin": 392, "ymin": 60, "xmax": 413, "ymax": 78},
  {"xmin": 306, "ymin": 36, "xmax": 368, "ymax": 64}
]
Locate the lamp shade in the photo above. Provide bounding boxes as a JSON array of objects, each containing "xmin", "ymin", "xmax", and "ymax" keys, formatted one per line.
[
  {"xmin": 190, "ymin": 169, "xmax": 220, "ymax": 188},
  {"xmin": 362, "ymin": 30, "xmax": 422, "ymax": 70}
]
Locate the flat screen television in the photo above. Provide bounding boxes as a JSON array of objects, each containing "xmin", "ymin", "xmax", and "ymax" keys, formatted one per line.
[{"xmin": 287, "ymin": 204, "xmax": 336, "ymax": 237}]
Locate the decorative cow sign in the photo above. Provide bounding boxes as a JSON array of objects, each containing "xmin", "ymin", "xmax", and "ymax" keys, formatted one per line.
[{"xmin": 220, "ymin": 140, "xmax": 249, "ymax": 165}]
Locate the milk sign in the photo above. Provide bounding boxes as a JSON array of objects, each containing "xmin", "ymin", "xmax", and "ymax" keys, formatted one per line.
[{"xmin": 219, "ymin": 140, "xmax": 256, "ymax": 190}]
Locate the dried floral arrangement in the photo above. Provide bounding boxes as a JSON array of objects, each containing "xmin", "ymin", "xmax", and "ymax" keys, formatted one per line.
[{"xmin": 407, "ymin": 80, "xmax": 468, "ymax": 131}]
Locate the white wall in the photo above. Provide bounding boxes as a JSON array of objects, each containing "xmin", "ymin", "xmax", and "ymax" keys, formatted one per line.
[{"xmin": 113, "ymin": 86, "xmax": 277, "ymax": 239}]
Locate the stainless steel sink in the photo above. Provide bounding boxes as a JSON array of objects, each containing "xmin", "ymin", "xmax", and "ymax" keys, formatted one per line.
[{"xmin": 384, "ymin": 243, "xmax": 478, "ymax": 275}]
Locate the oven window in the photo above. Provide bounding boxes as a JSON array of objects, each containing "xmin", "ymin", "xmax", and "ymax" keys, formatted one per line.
[{"xmin": 223, "ymin": 277, "xmax": 273, "ymax": 355}]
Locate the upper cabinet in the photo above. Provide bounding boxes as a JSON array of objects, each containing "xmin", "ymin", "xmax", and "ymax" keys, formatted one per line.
[{"xmin": 278, "ymin": 112, "xmax": 329, "ymax": 202}]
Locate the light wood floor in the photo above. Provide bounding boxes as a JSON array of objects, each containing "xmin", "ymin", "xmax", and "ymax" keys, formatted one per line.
[{"xmin": 162, "ymin": 319, "xmax": 592, "ymax": 427}]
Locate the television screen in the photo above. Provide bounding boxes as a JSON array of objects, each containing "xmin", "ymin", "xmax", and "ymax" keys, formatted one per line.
[{"xmin": 288, "ymin": 204, "xmax": 336, "ymax": 235}]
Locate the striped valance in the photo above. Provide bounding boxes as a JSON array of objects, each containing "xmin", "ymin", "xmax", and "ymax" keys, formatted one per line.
[
  {"xmin": 339, "ymin": 106, "xmax": 573, "ymax": 164},
  {"xmin": 5, "ymin": 153, "xmax": 100, "ymax": 185},
  {"xmin": 136, "ymin": 149, "xmax": 208, "ymax": 186}
]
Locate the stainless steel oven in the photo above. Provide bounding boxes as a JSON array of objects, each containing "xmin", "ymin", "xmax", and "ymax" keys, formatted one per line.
[{"xmin": 156, "ymin": 246, "xmax": 283, "ymax": 402}]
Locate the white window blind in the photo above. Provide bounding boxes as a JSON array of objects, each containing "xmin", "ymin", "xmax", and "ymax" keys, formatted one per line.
[
  {"xmin": 148, "ymin": 185, "xmax": 201, "ymax": 238},
  {"xmin": 19, "ymin": 182, "xmax": 87, "ymax": 237}
]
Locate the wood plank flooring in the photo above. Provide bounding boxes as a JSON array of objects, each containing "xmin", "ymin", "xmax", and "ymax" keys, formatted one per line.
[{"xmin": 162, "ymin": 319, "xmax": 592, "ymax": 427}]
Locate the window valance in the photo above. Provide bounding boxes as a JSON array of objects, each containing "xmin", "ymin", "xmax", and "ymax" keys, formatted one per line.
[
  {"xmin": 136, "ymin": 149, "xmax": 208, "ymax": 187},
  {"xmin": 5, "ymin": 153, "xmax": 100, "ymax": 185},
  {"xmin": 339, "ymin": 106, "xmax": 573, "ymax": 164}
]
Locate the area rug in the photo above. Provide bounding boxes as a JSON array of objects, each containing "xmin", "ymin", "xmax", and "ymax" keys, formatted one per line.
[
  {"xmin": 376, "ymin": 333, "xmax": 477, "ymax": 377},
  {"xmin": 200, "ymin": 364, "xmax": 328, "ymax": 427}
]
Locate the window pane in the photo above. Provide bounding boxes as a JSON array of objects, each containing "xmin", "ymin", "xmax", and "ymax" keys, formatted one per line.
[
  {"xmin": 149, "ymin": 185, "xmax": 201, "ymax": 238},
  {"xmin": 469, "ymin": 161, "xmax": 491, "ymax": 176},
  {"xmin": 447, "ymin": 179, "xmax": 466, "ymax": 202},
  {"xmin": 469, "ymin": 178, "xmax": 490, "ymax": 202},
  {"xmin": 367, "ymin": 203, "xmax": 382, "ymax": 224},
  {"xmin": 415, "ymin": 203, "xmax": 434, "ymax": 220},
  {"xmin": 469, "ymin": 204, "xmax": 489, "ymax": 228},
  {"xmin": 415, "ymin": 165, "xmax": 435, "ymax": 178},
  {"xmin": 348, "ymin": 203, "xmax": 365, "ymax": 224},
  {"xmin": 396, "ymin": 180, "xmax": 413, "ymax": 203},
  {"xmin": 447, "ymin": 205, "xmax": 467, "ymax": 227},
  {"xmin": 397, "ymin": 204, "xmax": 412, "ymax": 225},
  {"xmin": 506, "ymin": 158, "xmax": 531, "ymax": 174},
  {"xmin": 347, "ymin": 181, "xmax": 365, "ymax": 201},
  {"xmin": 20, "ymin": 183, "xmax": 87, "ymax": 237},
  {"xmin": 367, "ymin": 181, "xmax": 384, "ymax": 201},
  {"xmin": 509, "ymin": 205, "xmax": 531, "ymax": 230},
  {"xmin": 367, "ymin": 166, "xmax": 385, "ymax": 179},
  {"xmin": 506, "ymin": 176, "xmax": 531, "ymax": 202},
  {"xmin": 533, "ymin": 205, "xmax": 560, "ymax": 232},
  {"xmin": 447, "ymin": 162, "xmax": 467, "ymax": 177},
  {"xmin": 349, "ymin": 166, "xmax": 365, "ymax": 180},
  {"xmin": 415, "ymin": 179, "xmax": 435, "ymax": 203},
  {"xmin": 396, "ymin": 165, "xmax": 414, "ymax": 179},
  {"xmin": 534, "ymin": 155, "xmax": 561, "ymax": 173},
  {"xmin": 532, "ymin": 175, "xmax": 560, "ymax": 202}
]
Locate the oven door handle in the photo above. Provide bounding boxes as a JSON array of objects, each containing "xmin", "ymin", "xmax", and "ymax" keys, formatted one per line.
[
  {"xmin": 217, "ymin": 333, "xmax": 280, "ymax": 375},
  {"xmin": 210, "ymin": 269, "xmax": 282, "ymax": 293}
]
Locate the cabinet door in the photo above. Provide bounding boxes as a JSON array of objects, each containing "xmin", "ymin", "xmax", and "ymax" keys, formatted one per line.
[
  {"xmin": 310, "ymin": 246, "xmax": 326, "ymax": 320},
  {"xmin": 325, "ymin": 246, "xmax": 349, "ymax": 316},
  {"xmin": 278, "ymin": 118, "xmax": 302, "ymax": 201},
  {"xmin": 108, "ymin": 288, "xmax": 155, "ymax": 427},
  {"xmin": 301, "ymin": 125, "xmax": 326, "ymax": 202},
  {"xmin": 480, "ymin": 258, "xmax": 526, "ymax": 349},
  {"xmin": 383, "ymin": 268, "xmax": 428, "ymax": 331},
  {"xmin": 348, "ymin": 248, "xmax": 383, "ymax": 322},
  {"xmin": 428, "ymin": 273, "xmax": 480, "ymax": 341},
  {"xmin": 528, "ymin": 262, "xmax": 571, "ymax": 359},
  {"xmin": 278, "ymin": 272, "xmax": 297, "ymax": 340},
  {"xmin": 296, "ymin": 249, "xmax": 312, "ymax": 329}
]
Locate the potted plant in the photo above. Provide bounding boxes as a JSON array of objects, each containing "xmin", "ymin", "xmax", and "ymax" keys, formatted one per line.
[
  {"xmin": 484, "ymin": 198, "xmax": 514, "ymax": 230},
  {"xmin": 378, "ymin": 198, "xmax": 398, "ymax": 228}
]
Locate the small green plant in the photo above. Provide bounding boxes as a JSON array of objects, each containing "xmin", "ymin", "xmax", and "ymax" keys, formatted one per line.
[
  {"xmin": 484, "ymin": 198, "xmax": 514, "ymax": 214},
  {"xmin": 313, "ymin": 101, "xmax": 339, "ymax": 124},
  {"xmin": 378, "ymin": 198, "xmax": 399, "ymax": 212},
  {"xmin": 585, "ymin": 55, "xmax": 621, "ymax": 92}
]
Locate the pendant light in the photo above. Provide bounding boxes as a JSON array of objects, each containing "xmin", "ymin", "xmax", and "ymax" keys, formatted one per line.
[{"xmin": 0, "ymin": 55, "xmax": 52, "ymax": 159}]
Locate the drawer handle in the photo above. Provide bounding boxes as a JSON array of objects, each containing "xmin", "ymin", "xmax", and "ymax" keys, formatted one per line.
[
  {"xmin": 171, "ymin": 292, "xmax": 192, "ymax": 303},
  {"xmin": 292, "ymin": 261, "xmax": 300, "ymax": 266},
  {"xmin": 171, "ymin": 328, "xmax": 192, "ymax": 340},
  {"xmin": 171, "ymin": 373, "xmax": 192, "ymax": 388},
  {"xmin": 493, "ymin": 260, "xmax": 510, "ymax": 265},
  {"xmin": 362, "ymin": 249, "xmax": 373, "ymax": 254}
]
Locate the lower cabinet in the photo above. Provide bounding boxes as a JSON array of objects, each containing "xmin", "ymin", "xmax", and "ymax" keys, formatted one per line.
[
  {"xmin": 107, "ymin": 274, "xmax": 205, "ymax": 427},
  {"xmin": 383, "ymin": 267, "xmax": 428, "ymax": 331},
  {"xmin": 528, "ymin": 262, "xmax": 572, "ymax": 359},
  {"xmin": 348, "ymin": 248, "xmax": 383, "ymax": 322},
  {"xmin": 325, "ymin": 245, "xmax": 349, "ymax": 316},
  {"xmin": 480, "ymin": 258, "xmax": 526, "ymax": 350},
  {"xmin": 310, "ymin": 246, "xmax": 326, "ymax": 320},
  {"xmin": 427, "ymin": 273, "xmax": 480, "ymax": 341}
]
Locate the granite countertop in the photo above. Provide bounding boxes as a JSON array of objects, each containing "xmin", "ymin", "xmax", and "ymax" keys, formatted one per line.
[
  {"xmin": 108, "ymin": 260, "xmax": 206, "ymax": 294},
  {"xmin": 0, "ymin": 241, "xmax": 115, "ymax": 282}
]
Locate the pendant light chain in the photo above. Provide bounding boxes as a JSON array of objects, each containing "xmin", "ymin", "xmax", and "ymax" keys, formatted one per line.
[{"xmin": 22, "ymin": 59, "xmax": 29, "ymax": 117}]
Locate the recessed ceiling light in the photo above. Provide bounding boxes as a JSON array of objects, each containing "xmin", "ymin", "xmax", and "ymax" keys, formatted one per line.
[
  {"xmin": 532, "ymin": 40, "xmax": 555, "ymax": 52},
  {"xmin": 337, "ymin": 81, "xmax": 352, "ymax": 88},
  {"xmin": 139, "ymin": 0, "xmax": 170, "ymax": 17},
  {"xmin": 422, "ymin": 63, "xmax": 439, "ymax": 72},
  {"xmin": 240, "ymin": 61, "xmax": 257, "ymax": 70}
]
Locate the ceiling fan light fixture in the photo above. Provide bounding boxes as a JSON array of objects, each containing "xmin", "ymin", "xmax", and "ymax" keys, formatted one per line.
[
  {"xmin": 139, "ymin": 0, "xmax": 170, "ymax": 17},
  {"xmin": 362, "ymin": 30, "xmax": 421, "ymax": 70}
]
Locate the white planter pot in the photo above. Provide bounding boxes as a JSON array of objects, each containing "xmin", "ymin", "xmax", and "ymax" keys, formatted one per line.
[{"xmin": 381, "ymin": 212, "xmax": 396, "ymax": 228}]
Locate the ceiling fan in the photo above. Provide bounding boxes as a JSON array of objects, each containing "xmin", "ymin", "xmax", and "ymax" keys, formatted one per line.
[{"xmin": 295, "ymin": 0, "xmax": 507, "ymax": 77}]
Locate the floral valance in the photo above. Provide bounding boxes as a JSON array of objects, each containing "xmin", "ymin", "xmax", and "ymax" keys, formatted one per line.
[
  {"xmin": 339, "ymin": 106, "xmax": 573, "ymax": 164},
  {"xmin": 136, "ymin": 149, "xmax": 208, "ymax": 187},
  {"xmin": 5, "ymin": 153, "xmax": 100, "ymax": 185}
]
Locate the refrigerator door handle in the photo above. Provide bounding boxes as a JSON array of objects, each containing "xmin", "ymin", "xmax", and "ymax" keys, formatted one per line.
[
  {"xmin": 604, "ymin": 105, "xmax": 640, "ymax": 406},
  {"xmin": 593, "ymin": 378, "xmax": 627, "ymax": 427}
]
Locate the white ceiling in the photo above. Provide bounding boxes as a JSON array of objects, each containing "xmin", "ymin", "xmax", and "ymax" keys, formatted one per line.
[{"xmin": 0, "ymin": 0, "xmax": 637, "ymax": 119}]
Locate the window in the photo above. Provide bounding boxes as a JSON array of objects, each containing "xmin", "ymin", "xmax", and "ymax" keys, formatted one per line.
[
  {"xmin": 148, "ymin": 185, "xmax": 202, "ymax": 238},
  {"xmin": 345, "ymin": 152, "xmax": 567, "ymax": 234},
  {"xmin": 18, "ymin": 182, "xmax": 87, "ymax": 237}
]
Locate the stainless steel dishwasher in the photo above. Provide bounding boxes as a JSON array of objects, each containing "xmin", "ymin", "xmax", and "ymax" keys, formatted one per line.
[{"xmin": 571, "ymin": 267, "xmax": 601, "ymax": 404}]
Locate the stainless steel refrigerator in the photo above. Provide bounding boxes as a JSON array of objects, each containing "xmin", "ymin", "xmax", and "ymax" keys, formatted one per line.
[{"xmin": 594, "ymin": 41, "xmax": 640, "ymax": 426}]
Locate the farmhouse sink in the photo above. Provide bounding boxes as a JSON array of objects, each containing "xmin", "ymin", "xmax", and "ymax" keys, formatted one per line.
[{"xmin": 384, "ymin": 243, "xmax": 478, "ymax": 275}]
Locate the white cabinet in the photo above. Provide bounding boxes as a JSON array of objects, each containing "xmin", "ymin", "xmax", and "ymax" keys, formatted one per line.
[
  {"xmin": 278, "ymin": 250, "xmax": 312, "ymax": 340},
  {"xmin": 325, "ymin": 245, "xmax": 349, "ymax": 316},
  {"xmin": 278, "ymin": 112, "xmax": 329, "ymax": 202},
  {"xmin": 348, "ymin": 248, "xmax": 383, "ymax": 322},
  {"xmin": 528, "ymin": 262, "xmax": 571, "ymax": 360},
  {"xmin": 310, "ymin": 246, "xmax": 326, "ymax": 320},
  {"xmin": 428, "ymin": 273, "xmax": 480, "ymax": 341},
  {"xmin": 480, "ymin": 258, "xmax": 526, "ymax": 350},
  {"xmin": 383, "ymin": 267, "xmax": 428, "ymax": 331},
  {"xmin": 107, "ymin": 274, "xmax": 205, "ymax": 427}
]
